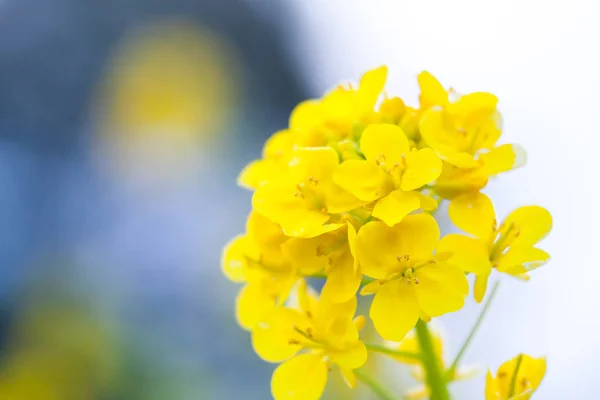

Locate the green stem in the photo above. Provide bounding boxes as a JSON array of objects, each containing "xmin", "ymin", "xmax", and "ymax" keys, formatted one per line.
[
  {"xmin": 508, "ymin": 354, "xmax": 524, "ymax": 397},
  {"xmin": 355, "ymin": 369, "xmax": 396, "ymax": 400},
  {"xmin": 446, "ymin": 281, "xmax": 500, "ymax": 379},
  {"xmin": 365, "ymin": 343, "xmax": 421, "ymax": 361},
  {"xmin": 415, "ymin": 319, "xmax": 451, "ymax": 400}
]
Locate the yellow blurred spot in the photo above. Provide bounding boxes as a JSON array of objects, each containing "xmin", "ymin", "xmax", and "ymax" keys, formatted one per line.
[{"xmin": 93, "ymin": 20, "xmax": 239, "ymax": 184}]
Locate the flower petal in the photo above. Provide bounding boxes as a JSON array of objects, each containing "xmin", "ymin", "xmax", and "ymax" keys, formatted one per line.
[
  {"xmin": 434, "ymin": 163, "xmax": 489, "ymax": 199},
  {"xmin": 236, "ymin": 283, "xmax": 276, "ymax": 330},
  {"xmin": 246, "ymin": 210, "xmax": 287, "ymax": 248},
  {"xmin": 419, "ymin": 108, "xmax": 462, "ymax": 157},
  {"xmin": 393, "ymin": 213, "xmax": 440, "ymax": 260},
  {"xmin": 414, "ymin": 262, "xmax": 469, "ymax": 317},
  {"xmin": 450, "ymin": 92, "xmax": 498, "ymax": 130},
  {"xmin": 370, "ymin": 280, "xmax": 419, "ymax": 341},
  {"xmin": 263, "ymin": 129, "xmax": 294, "ymax": 159},
  {"xmin": 322, "ymin": 251, "xmax": 363, "ymax": 303},
  {"xmin": 502, "ymin": 206, "xmax": 552, "ymax": 247},
  {"xmin": 331, "ymin": 340, "xmax": 368, "ymax": 369},
  {"xmin": 417, "ymin": 192, "xmax": 438, "ymax": 211},
  {"xmin": 252, "ymin": 182, "xmax": 307, "ymax": 225},
  {"xmin": 289, "ymin": 146, "xmax": 339, "ymax": 183},
  {"xmin": 379, "ymin": 96, "xmax": 406, "ymax": 123},
  {"xmin": 358, "ymin": 65, "xmax": 388, "ymax": 109},
  {"xmin": 238, "ymin": 159, "xmax": 285, "ymax": 189},
  {"xmin": 360, "ymin": 281, "xmax": 381, "ymax": 295},
  {"xmin": 449, "ymin": 192, "xmax": 496, "ymax": 240},
  {"xmin": 480, "ymin": 144, "xmax": 527, "ymax": 176},
  {"xmin": 401, "ymin": 148, "xmax": 442, "ymax": 191},
  {"xmin": 282, "ymin": 214, "xmax": 335, "ymax": 238},
  {"xmin": 444, "ymin": 152, "xmax": 478, "ymax": 169},
  {"xmin": 322, "ymin": 181, "xmax": 368, "ymax": 213},
  {"xmin": 221, "ymin": 235, "xmax": 251, "ymax": 282},
  {"xmin": 333, "ymin": 159, "xmax": 392, "ymax": 202},
  {"xmin": 355, "ymin": 221, "xmax": 403, "ymax": 280},
  {"xmin": 495, "ymin": 354, "xmax": 546, "ymax": 399},
  {"xmin": 474, "ymin": 273, "xmax": 490, "ymax": 303},
  {"xmin": 252, "ymin": 307, "xmax": 305, "ymax": 363},
  {"xmin": 281, "ymin": 235, "xmax": 335, "ymax": 275},
  {"xmin": 372, "ymin": 189, "xmax": 421, "ymax": 227},
  {"xmin": 360, "ymin": 123, "xmax": 410, "ymax": 165},
  {"xmin": 290, "ymin": 100, "xmax": 322, "ymax": 132},
  {"xmin": 496, "ymin": 246, "xmax": 550, "ymax": 275},
  {"xmin": 347, "ymin": 223, "xmax": 359, "ymax": 273},
  {"xmin": 271, "ymin": 353, "xmax": 329, "ymax": 400},
  {"xmin": 339, "ymin": 367, "xmax": 357, "ymax": 389},
  {"xmin": 437, "ymin": 234, "xmax": 492, "ymax": 275},
  {"xmin": 418, "ymin": 71, "xmax": 448, "ymax": 108},
  {"xmin": 315, "ymin": 296, "xmax": 358, "ymax": 331},
  {"xmin": 485, "ymin": 371, "xmax": 500, "ymax": 400},
  {"xmin": 519, "ymin": 356, "xmax": 547, "ymax": 393}
]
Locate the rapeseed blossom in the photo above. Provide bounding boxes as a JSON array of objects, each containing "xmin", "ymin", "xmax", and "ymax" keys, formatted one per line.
[
  {"xmin": 223, "ymin": 66, "xmax": 553, "ymax": 399},
  {"xmin": 418, "ymin": 72, "xmax": 526, "ymax": 199},
  {"xmin": 439, "ymin": 192, "xmax": 552, "ymax": 302},
  {"xmin": 333, "ymin": 124, "xmax": 441, "ymax": 226},
  {"xmin": 485, "ymin": 354, "xmax": 546, "ymax": 400},
  {"xmin": 252, "ymin": 282, "xmax": 367, "ymax": 400},
  {"xmin": 356, "ymin": 214, "xmax": 468, "ymax": 341}
]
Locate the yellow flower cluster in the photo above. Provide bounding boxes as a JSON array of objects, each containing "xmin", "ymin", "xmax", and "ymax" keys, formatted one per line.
[{"xmin": 223, "ymin": 66, "xmax": 552, "ymax": 400}]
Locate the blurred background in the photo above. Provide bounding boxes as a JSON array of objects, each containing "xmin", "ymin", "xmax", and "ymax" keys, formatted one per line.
[{"xmin": 0, "ymin": 0, "xmax": 597, "ymax": 399}]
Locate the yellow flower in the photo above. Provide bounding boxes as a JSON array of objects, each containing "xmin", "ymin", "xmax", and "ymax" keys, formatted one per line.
[
  {"xmin": 418, "ymin": 72, "xmax": 526, "ymax": 198},
  {"xmin": 252, "ymin": 146, "xmax": 365, "ymax": 238},
  {"xmin": 355, "ymin": 213, "xmax": 468, "ymax": 341},
  {"xmin": 238, "ymin": 129, "xmax": 295, "ymax": 189},
  {"xmin": 379, "ymin": 96, "xmax": 406, "ymax": 124},
  {"xmin": 438, "ymin": 192, "xmax": 552, "ymax": 302},
  {"xmin": 282, "ymin": 222, "xmax": 362, "ymax": 303},
  {"xmin": 333, "ymin": 124, "xmax": 442, "ymax": 226},
  {"xmin": 222, "ymin": 212, "xmax": 300, "ymax": 330},
  {"xmin": 289, "ymin": 65, "xmax": 388, "ymax": 146},
  {"xmin": 394, "ymin": 329, "xmax": 478, "ymax": 399},
  {"xmin": 252, "ymin": 282, "xmax": 367, "ymax": 400},
  {"xmin": 418, "ymin": 71, "xmax": 451, "ymax": 109},
  {"xmin": 431, "ymin": 162, "xmax": 490, "ymax": 199},
  {"xmin": 237, "ymin": 66, "xmax": 387, "ymax": 191},
  {"xmin": 485, "ymin": 354, "xmax": 546, "ymax": 400}
]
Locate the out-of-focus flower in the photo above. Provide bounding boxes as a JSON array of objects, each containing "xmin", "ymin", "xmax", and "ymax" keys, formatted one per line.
[
  {"xmin": 438, "ymin": 192, "xmax": 552, "ymax": 302},
  {"xmin": 0, "ymin": 301, "xmax": 117, "ymax": 400},
  {"xmin": 93, "ymin": 20, "xmax": 239, "ymax": 186},
  {"xmin": 252, "ymin": 282, "xmax": 367, "ymax": 400},
  {"xmin": 355, "ymin": 214, "xmax": 468, "ymax": 341},
  {"xmin": 485, "ymin": 354, "xmax": 546, "ymax": 400}
]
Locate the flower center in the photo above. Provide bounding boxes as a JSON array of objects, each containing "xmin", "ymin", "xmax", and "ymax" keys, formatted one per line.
[
  {"xmin": 294, "ymin": 177, "xmax": 327, "ymax": 214},
  {"xmin": 402, "ymin": 268, "xmax": 420, "ymax": 285},
  {"xmin": 387, "ymin": 255, "xmax": 435, "ymax": 284},
  {"xmin": 489, "ymin": 222, "xmax": 521, "ymax": 261}
]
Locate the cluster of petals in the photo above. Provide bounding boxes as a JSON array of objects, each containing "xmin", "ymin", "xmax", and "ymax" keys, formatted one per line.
[{"xmin": 222, "ymin": 66, "xmax": 552, "ymax": 400}]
